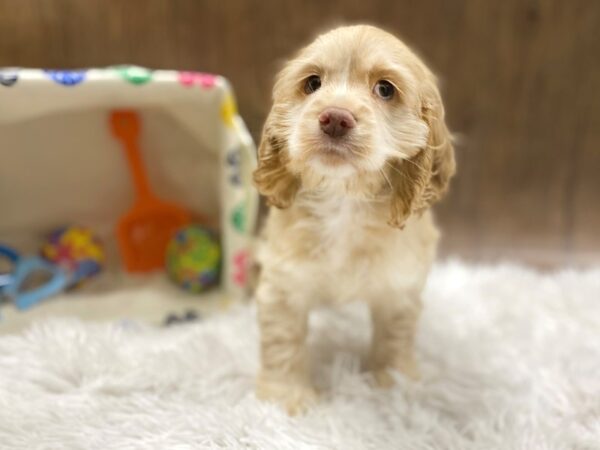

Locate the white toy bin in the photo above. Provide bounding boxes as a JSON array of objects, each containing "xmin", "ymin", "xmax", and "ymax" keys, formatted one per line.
[{"xmin": 0, "ymin": 66, "xmax": 258, "ymax": 327}]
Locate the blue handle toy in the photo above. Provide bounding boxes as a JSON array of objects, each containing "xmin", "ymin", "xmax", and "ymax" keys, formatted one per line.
[
  {"xmin": 0, "ymin": 244, "xmax": 69, "ymax": 312},
  {"xmin": 0, "ymin": 246, "xmax": 18, "ymax": 290}
]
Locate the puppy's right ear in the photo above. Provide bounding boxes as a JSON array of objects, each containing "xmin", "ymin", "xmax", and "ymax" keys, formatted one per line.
[{"xmin": 252, "ymin": 107, "xmax": 300, "ymax": 209}]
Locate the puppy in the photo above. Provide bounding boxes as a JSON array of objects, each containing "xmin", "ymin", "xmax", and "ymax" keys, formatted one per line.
[{"xmin": 253, "ymin": 25, "xmax": 455, "ymax": 414}]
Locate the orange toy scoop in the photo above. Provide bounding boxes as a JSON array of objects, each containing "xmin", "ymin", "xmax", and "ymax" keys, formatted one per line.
[{"xmin": 110, "ymin": 110, "xmax": 191, "ymax": 272}]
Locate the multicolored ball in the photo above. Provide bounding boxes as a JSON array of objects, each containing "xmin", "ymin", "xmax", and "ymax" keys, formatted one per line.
[
  {"xmin": 166, "ymin": 226, "xmax": 220, "ymax": 293},
  {"xmin": 41, "ymin": 226, "xmax": 105, "ymax": 286}
]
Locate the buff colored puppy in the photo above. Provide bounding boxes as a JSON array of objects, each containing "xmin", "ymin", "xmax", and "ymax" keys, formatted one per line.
[{"xmin": 253, "ymin": 25, "xmax": 455, "ymax": 414}]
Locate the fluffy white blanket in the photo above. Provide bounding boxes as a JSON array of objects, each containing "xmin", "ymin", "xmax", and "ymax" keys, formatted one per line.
[{"xmin": 1, "ymin": 261, "xmax": 599, "ymax": 450}]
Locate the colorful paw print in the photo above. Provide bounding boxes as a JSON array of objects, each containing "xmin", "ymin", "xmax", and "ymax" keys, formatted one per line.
[
  {"xmin": 45, "ymin": 70, "xmax": 86, "ymax": 86},
  {"xmin": 178, "ymin": 71, "xmax": 217, "ymax": 89},
  {"xmin": 114, "ymin": 65, "xmax": 153, "ymax": 85},
  {"xmin": 232, "ymin": 250, "xmax": 249, "ymax": 287},
  {"xmin": 0, "ymin": 69, "xmax": 18, "ymax": 87},
  {"xmin": 231, "ymin": 202, "xmax": 246, "ymax": 233},
  {"xmin": 227, "ymin": 148, "xmax": 242, "ymax": 186},
  {"xmin": 221, "ymin": 92, "xmax": 237, "ymax": 128}
]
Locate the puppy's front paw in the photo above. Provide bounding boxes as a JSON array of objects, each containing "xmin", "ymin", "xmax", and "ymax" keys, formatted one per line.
[
  {"xmin": 396, "ymin": 357, "xmax": 421, "ymax": 382},
  {"xmin": 256, "ymin": 375, "xmax": 318, "ymax": 415},
  {"xmin": 371, "ymin": 358, "xmax": 421, "ymax": 388},
  {"xmin": 372, "ymin": 368, "xmax": 396, "ymax": 388}
]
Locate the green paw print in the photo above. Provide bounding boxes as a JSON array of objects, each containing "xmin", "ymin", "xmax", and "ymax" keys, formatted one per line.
[
  {"xmin": 114, "ymin": 65, "xmax": 153, "ymax": 85},
  {"xmin": 231, "ymin": 203, "xmax": 246, "ymax": 233}
]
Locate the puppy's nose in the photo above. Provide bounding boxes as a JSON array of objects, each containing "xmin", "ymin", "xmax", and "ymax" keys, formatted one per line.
[{"xmin": 319, "ymin": 107, "xmax": 356, "ymax": 138}]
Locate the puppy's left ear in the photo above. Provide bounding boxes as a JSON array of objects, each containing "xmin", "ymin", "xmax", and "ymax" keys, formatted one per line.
[{"xmin": 388, "ymin": 78, "xmax": 456, "ymax": 228}]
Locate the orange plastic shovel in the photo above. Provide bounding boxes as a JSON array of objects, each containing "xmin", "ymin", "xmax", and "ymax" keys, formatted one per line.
[{"xmin": 110, "ymin": 110, "xmax": 191, "ymax": 272}]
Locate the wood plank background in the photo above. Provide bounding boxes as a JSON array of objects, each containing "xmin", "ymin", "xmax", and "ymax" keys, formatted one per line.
[{"xmin": 1, "ymin": 0, "xmax": 598, "ymax": 266}]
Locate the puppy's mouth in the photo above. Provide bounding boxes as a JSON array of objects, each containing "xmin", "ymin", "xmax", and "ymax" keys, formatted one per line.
[{"xmin": 315, "ymin": 138, "xmax": 358, "ymax": 166}]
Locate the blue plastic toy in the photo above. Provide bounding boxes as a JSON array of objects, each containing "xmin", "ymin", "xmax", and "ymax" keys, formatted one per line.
[{"xmin": 0, "ymin": 244, "xmax": 69, "ymax": 311}]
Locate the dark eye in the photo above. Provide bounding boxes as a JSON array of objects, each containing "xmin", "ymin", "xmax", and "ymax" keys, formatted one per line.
[
  {"xmin": 304, "ymin": 75, "xmax": 321, "ymax": 94},
  {"xmin": 374, "ymin": 80, "xmax": 395, "ymax": 100}
]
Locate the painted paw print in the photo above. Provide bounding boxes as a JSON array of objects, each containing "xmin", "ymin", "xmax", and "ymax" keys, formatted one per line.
[
  {"xmin": 0, "ymin": 69, "xmax": 18, "ymax": 87},
  {"xmin": 221, "ymin": 92, "xmax": 237, "ymax": 128},
  {"xmin": 114, "ymin": 65, "xmax": 153, "ymax": 85},
  {"xmin": 45, "ymin": 70, "xmax": 86, "ymax": 86},
  {"xmin": 232, "ymin": 250, "xmax": 249, "ymax": 286},
  {"xmin": 163, "ymin": 310, "xmax": 200, "ymax": 327},
  {"xmin": 231, "ymin": 202, "xmax": 246, "ymax": 233},
  {"xmin": 178, "ymin": 71, "xmax": 217, "ymax": 88},
  {"xmin": 227, "ymin": 149, "xmax": 242, "ymax": 186}
]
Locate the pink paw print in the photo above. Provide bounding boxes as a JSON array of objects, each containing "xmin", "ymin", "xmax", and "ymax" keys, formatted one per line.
[
  {"xmin": 178, "ymin": 71, "xmax": 217, "ymax": 88},
  {"xmin": 232, "ymin": 250, "xmax": 249, "ymax": 286}
]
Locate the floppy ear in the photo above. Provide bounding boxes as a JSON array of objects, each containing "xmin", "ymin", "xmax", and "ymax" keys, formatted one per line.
[
  {"xmin": 388, "ymin": 79, "xmax": 456, "ymax": 228},
  {"xmin": 252, "ymin": 107, "xmax": 301, "ymax": 209}
]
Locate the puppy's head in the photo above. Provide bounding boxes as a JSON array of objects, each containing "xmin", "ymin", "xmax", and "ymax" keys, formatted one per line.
[{"xmin": 254, "ymin": 25, "xmax": 455, "ymax": 227}]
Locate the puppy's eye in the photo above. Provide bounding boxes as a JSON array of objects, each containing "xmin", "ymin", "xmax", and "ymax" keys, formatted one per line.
[
  {"xmin": 374, "ymin": 80, "xmax": 395, "ymax": 100},
  {"xmin": 304, "ymin": 75, "xmax": 321, "ymax": 94}
]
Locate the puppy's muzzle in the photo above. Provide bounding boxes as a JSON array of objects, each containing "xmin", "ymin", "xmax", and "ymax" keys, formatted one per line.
[{"xmin": 318, "ymin": 107, "xmax": 356, "ymax": 138}]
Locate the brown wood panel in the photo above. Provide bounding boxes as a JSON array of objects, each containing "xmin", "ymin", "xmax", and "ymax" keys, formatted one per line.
[{"xmin": 1, "ymin": 0, "xmax": 598, "ymax": 266}]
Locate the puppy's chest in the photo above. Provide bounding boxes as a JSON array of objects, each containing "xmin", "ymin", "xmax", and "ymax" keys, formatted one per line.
[
  {"xmin": 283, "ymin": 196, "xmax": 437, "ymax": 297},
  {"xmin": 315, "ymin": 209, "xmax": 366, "ymax": 257},
  {"xmin": 300, "ymin": 198, "xmax": 393, "ymax": 269},
  {"xmin": 261, "ymin": 196, "xmax": 438, "ymax": 301}
]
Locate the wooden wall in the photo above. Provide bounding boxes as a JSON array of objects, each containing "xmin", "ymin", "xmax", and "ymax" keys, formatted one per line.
[{"xmin": 1, "ymin": 0, "xmax": 598, "ymax": 266}]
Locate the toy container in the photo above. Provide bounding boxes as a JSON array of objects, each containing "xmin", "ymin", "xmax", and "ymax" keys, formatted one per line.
[{"xmin": 0, "ymin": 67, "xmax": 258, "ymax": 309}]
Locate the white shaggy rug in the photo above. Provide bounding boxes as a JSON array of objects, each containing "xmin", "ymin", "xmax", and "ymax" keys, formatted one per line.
[{"xmin": 0, "ymin": 261, "xmax": 599, "ymax": 450}]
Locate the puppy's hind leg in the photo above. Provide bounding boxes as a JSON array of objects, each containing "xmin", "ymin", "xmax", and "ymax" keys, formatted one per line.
[
  {"xmin": 256, "ymin": 284, "xmax": 317, "ymax": 414},
  {"xmin": 368, "ymin": 295, "xmax": 422, "ymax": 387}
]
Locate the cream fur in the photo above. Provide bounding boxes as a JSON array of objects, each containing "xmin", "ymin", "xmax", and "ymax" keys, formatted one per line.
[{"xmin": 253, "ymin": 25, "xmax": 455, "ymax": 414}]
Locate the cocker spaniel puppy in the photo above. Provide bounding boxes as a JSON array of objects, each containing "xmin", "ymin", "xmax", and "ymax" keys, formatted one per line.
[{"xmin": 253, "ymin": 25, "xmax": 455, "ymax": 414}]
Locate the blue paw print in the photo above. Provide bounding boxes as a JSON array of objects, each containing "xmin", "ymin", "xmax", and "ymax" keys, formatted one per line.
[
  {"xmin": 227, "ymin": 149, "xmax": 242, "ymax": 186},
  {"xmin": 0, "ymin": 69, "xmax": 18, "ymax": 87},
  {"xmin": 45, "ymin": 69, "xmax": 86, "ymax": 86}
]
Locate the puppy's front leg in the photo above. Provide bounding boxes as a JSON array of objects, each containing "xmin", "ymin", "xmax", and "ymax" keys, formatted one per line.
[
  {"xmin": 369, "ymin": 296, "xmax": 422, "ymax": 387},
  {"xmin": 256, "ymin": 285, "xmax": 317, "ymax": 414}
]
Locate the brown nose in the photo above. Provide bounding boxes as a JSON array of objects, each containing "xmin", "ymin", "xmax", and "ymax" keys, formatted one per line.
[{"xmin": 319, "ymin": 107, "xmax": 356, "ymax": 138}]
